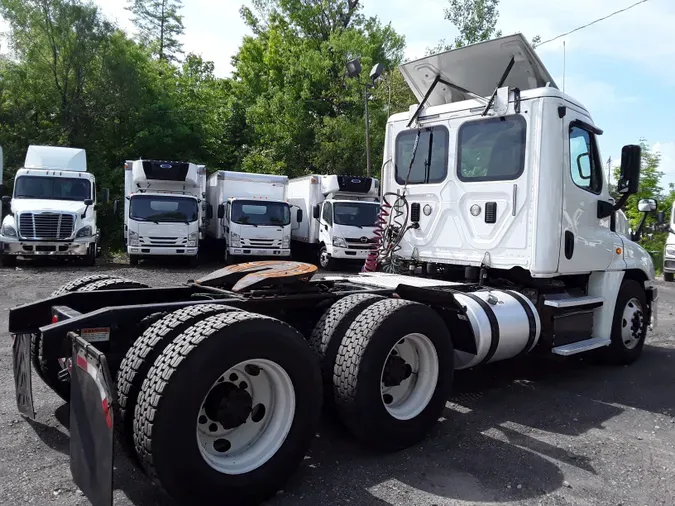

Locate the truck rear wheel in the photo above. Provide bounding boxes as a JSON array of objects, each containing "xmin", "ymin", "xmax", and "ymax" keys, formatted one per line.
[
  {"xmin": 598, "ymin": 279, "xmax": 648, "ymax": 365},
  {"xmin": 133, "ymin": 312, "xmax": 322, "ymax": 506},
  {"xmin": 333, "ymin": 299, "xmax": 454, "ymax": 451},
  {"xmin": 34, "ymin": 276, "xmax": 148, "ymax": 402},
  {"xmin": 117, "ymin": 304, "xmax": 239, "ymax": 455},
  {"xmin": 309, "ymin": 294, "xmax": 385, "ymax": 411}
]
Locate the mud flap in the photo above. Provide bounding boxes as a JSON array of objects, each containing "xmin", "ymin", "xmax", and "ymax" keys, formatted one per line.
[
  {"xmin": 12, "ymin": 333, "xmax": 35, "ymax": 419},
  {"xmin": 69, "ymin": 332, "xmax": 115, "ymax": 506}
]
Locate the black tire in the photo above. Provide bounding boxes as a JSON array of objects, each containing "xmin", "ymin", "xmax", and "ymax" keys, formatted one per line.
[
  {"xmin": 51, "ymin": 274, "xmax": 120, "ymax": 297},
  {"xmin": 133, "ymin": 312, "xmax": 322, "ymax": 506},
  {"xmin": 319, "ymin": 245, "xmax": 337, "ymax": 271},
  {"xmin": 80, "ymin": 244, "xmax": 96, "ymax": 266},
  {"xmin": 333, "ymin": 298, "xmax": 454, "ymax": 451},
  {"xmin": 309, "ymin": 294, "xmax": 385, "ymax": 412},
  {"xmin": 117, "ymin": 304, "xmax": 238, "ymax": 454},
  {"xmin": 598, "ymin": 279, "xmax": 648, "ymax": 365},
  {"xmin": 1, "ymin": 254, "xmax": 16, "ymax": 267},
  {"xmin": 187, "ymin": 255, "xmax": 199, "ymax": 267},
  {"xmin": 34, "ymin": 276, "xmax": 149, "ymax": 402},
  {"xmin": 129, "ymin": 255, "xmax": 140, "ymax": 266},
  {"xmin": 665, "ymin": 272, "xmax": 674, "ymax": 282},
  {"xmin": 79, "ymin": 278, "xmax": 149, "ymax": 291}
]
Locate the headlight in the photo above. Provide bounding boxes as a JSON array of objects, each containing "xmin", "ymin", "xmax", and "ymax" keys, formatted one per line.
[
  {"xmin": 333, "ymin": 237, "xmax": 348, "ymax": 248},
  {"xmin": 666, "ymin": 246, "xmax": 675, "ymax": 257},
  {"xmin": 76, "ymin": 226, "xmax": 92, "ymax": 238},
  {"xmin": 282, "ymin": 235, "xmax": 291, "ymax": 248},
  {"xmin": 231, "ymin": 232, "xmax": 241, "ymax": 248},
  {"xmin": 1, "ymin": 223, "xmax": 17, "ymax": 238},
  {"xmin": 188, "ymin": 232, "xmax": 198, "ymax": 247},
  {"xmin": 129, "ymin": 230, "xmax": 139, "ymax": 246}
]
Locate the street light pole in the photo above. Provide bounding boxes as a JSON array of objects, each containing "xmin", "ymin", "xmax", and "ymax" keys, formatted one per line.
[{"xmin": 364, "ymin": 83, "xmax": 371, "ymax": 177}]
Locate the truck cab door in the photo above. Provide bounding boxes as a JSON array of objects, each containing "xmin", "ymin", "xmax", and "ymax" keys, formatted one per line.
[
  {"xmin": 319, "ymin": 201, "xmax": 332, "ymax": 245},
  {"xmin": 557, "ymin": 116, "xmax": 617, "ymax": 274}
]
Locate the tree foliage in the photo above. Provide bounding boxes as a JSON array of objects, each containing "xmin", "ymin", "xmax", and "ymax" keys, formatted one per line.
[{"xmin": 127, "ymin": 0, "xmax": 184, "ymax": 61}]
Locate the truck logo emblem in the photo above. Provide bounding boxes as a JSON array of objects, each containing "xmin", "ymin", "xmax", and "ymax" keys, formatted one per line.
[
  {"xmin": 351, "ymin": 179, "xmax": 361, "ymax": 184},
  {"xmin": 160, "ymin": 164, "xmax": 172, "ymax": 169},
  {"xmin": 360, "ymin": 237, "xmax": 369, "ymax": 243}
]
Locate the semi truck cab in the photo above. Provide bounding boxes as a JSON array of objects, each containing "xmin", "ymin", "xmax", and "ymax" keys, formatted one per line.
[{"xmin": 0, "ymin": 145, "xmax": 104, "ymax": 266}]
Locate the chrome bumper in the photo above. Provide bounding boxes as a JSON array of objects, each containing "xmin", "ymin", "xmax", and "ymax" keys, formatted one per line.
[{"xmin": 1, "ymin": 240, "xmax": 90, "ymax": 256}]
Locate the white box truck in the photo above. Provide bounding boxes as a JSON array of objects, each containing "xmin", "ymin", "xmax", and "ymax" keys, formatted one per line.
[
  {"xmin": 123, "ymin": 159, "xmax": 207, "ymax": 266},
  {"xmin": 205, "ymin": 171, "xmax": 295, "ymax": 263},
  {"xmin": 288, "ymin": 174, "xmax": 380, "ymax": 270},
  {"xmin": 0, "ymin": 145, "xmax": 106, "ymax": 266},
  {"xmin": 664, "ymin": 202, "xmax": 675, "ymax": 281}
]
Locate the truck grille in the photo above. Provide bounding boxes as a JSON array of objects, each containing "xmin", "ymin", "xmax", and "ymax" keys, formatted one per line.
[
  {"xmin": 241, "ymin": 238, "xmax": 279, "ymax": 249},
  {"xmin": 18, "ymin": 213, "xmax": 74, "ymax": 239},
  {"xmin": 346, "ymin": 237, "xmax": 374, "ymax": 250}
]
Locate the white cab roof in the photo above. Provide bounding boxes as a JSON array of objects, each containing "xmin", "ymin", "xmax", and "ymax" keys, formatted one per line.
[
  {"xmin": 399, "ymin": 33, "xmax": 557, "ymax": 106},
  {"xmin": 24, "ymin": 145, "xmax": 87, "ymax": 172}
]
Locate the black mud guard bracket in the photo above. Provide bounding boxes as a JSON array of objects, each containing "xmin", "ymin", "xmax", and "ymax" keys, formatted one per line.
[
  {"xmin": 70, "ymin": 332, "xmax": 115, "ymax": 506},
  {"xmin": 12, "ymin": 333, "xmax": 35, "ymax": 419}
]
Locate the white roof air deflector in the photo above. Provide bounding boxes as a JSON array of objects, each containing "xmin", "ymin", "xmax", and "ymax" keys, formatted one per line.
[{"xmin": 399, "ymin": 34, "xmax": 557, "ymax": 107}]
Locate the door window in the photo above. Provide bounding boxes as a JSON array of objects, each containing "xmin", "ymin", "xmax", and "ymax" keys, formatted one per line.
[
  {"xmin": 569, "ymin": 126, "xmax": 602, "ymax": 194},
  {"xmin": 395, "ymin": 126, "xmax": 449, "ymax": 185},
  {"xmin": 322, "ymin": 202, "xmax": 333, "ymax": 225}
]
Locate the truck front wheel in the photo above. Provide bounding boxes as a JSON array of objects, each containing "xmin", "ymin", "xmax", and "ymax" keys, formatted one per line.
[
  {"xmin": 319, "ymin": 245, "xmax": 337, "ymax": 271},
  {"xmin": 0, "ymin": 253, "xmax": 16, "ymax": 267},
  {"xmin": 133, "ymin": 312, "xmax": 322, "ymax": 505},
  {"xmin": 333, "ymin": 299, "xmax": 454, "ymax": 450},
  {"xmin": 664, "ymin": 272, "xmax": 674, "ymax": 282},
  {"xmin": 599, "ymin": 279, "xmax": 648, "ymax": 365}
]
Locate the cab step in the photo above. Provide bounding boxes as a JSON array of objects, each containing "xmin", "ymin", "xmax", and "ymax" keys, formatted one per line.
[
  {"xmin": 551, "ymin": 337, "xmax": 611, "ymax": 356},
  {"xmin": 544, "ymin": 295, "xmax": 604, "ymax": 309}
]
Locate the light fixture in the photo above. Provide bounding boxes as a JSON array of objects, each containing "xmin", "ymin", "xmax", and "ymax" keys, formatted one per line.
[{"xmin": 346, "ymin": 58, "xmax": 362, "ymax": 78}]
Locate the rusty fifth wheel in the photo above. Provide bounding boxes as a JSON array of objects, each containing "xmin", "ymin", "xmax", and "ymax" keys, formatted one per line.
[{"xmin": 197, "ymin": 260, "xmax": 318, "ymax": 292}]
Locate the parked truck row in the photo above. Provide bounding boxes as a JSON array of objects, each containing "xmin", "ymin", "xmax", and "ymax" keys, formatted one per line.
[{"xmin": 1, "ymin": 149, "xmax": 383, "ymax": 269}]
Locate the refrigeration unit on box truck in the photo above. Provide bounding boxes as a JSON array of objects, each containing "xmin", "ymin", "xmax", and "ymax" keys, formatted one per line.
[
  {"xmin": 288, "ymin": 174, "xmax": 379, "ymax": 270},
  {"xmin": 0, "ymin": 145, "xmax": 107, "ymax": 266},
  {"xmin": 123, "ymin": 159, "xmax": 207, "ymax": 265},
  {"xmin": 205, "ymin": 171, "xmax": 296, "ymax": 263}
]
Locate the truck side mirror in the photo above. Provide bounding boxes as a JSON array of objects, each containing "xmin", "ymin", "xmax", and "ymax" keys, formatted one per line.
[
  {"xmin": 100, "ymin": 188, "xmax": 110, "ymax": 204},
  {"xmin": 82, "ymin": 198, "xmax": 94, "ymax": 219},
  {"xmin": 657, "ymin": 210, "xmax": 665, "ymax": 225},
  {"xmin": 296, "ymin": 208, "xmax": 303, "ymax": 223},
  {"xmin": 113, "ymin": 200, "xmax": 119, "ymax": 215},
  {"xmin": 217, "ymin": 204, "xmax": 225, "ymax": 219},
  {"xmin": 638, "ymin": 198, "xmax": 657, "ymax": 213},
  {"xmin": 206, "ymin": 204, "xmax": 214, "ymax": 220},
  {"xmin": 617, "ymin": 144, "xmax": 641, "ymax": 195},
  {"xmin": 1, "ymin": 195, "xmax": 10, "ymax": 207},
  {"xmin": 312, "ymin": 205, "xmax": 320, "ymax": 220}
]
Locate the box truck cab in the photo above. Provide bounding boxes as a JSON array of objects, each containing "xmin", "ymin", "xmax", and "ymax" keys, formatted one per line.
[
  {"xmin": 0, "ymin": 145, "xmax": 105, "ymax": 266},
  {"xmin": 124, "ymin": 160, "xmax": 207, "ymax": 266},
  {"xmin": 206, "ymin": 171, "xmax": 294, "ymax": 263},
  {"xmin": 288, "ymin": 174, "xmax": 379, "ymax": 270},
  {"xmin": 664, "ymin": 202, "xmax": 675, "ymax": 282}
]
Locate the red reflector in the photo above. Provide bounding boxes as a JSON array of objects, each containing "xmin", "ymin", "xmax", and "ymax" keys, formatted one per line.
[{"xmin": 51, "ymin": 315, "xmax": 59, "ymax": 324}]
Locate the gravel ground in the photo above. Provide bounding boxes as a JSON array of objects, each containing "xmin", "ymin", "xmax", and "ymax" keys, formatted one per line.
[{"xmin": 0, "ymin": 259, "xmax": 674, "ymax": 506}]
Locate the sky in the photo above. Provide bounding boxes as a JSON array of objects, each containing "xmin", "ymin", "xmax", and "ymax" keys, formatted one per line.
[{"xmin": 9, "ymin": 0, "xmax": 675, "ymax": 188}]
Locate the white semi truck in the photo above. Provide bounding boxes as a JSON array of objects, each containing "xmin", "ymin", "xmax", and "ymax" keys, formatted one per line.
[
  {"xmin": 205, "ymin": 171, "xmax": 294, "ymax": 263},
  {"xmin": 9, "ymin": 34, "xmax": 660, "ymax": 506},
  {"xmin": 0, "ymin": 145, "xmax": 106, "ymax": 266},
  {"xmin": 288, "ymin": 174, "xmax": 380, "ymax": 270},
  {"xmin": 664, "ymin": 202, "xmax": 675, "ymax": 281},
  {"xmin": 123, "ymin": 159, "xmax": 207, "ymax": 266}
]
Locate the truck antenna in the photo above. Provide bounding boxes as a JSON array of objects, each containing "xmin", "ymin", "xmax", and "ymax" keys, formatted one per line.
[{"xmin": 563, "ymin": 40, "xmax": 566, "ymax": 94}]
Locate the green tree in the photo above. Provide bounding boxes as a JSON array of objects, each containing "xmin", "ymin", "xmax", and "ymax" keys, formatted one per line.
[
  {"xmin": 127, "ymin": 0, "xmax": 184, "ymax": 61},
  {"xmin": 231, "ymin": 0, "xmax": 406, "ymax": 177},
  {"xmin": 428, "ymin": 0, "xmax": 501, "ymax": 55}
]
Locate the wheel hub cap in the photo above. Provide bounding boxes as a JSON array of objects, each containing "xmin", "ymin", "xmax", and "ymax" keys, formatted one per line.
[
  {"xmin": 382, "ymin": 354, "xmax": 413, "ymax": 387},
  {"xmin": 203, "ymin": 382, "xmax": 253, "ymax": 429},
  {"xmin": 621, "ymin": 297, "xmax": 644, "ymax": 350}
]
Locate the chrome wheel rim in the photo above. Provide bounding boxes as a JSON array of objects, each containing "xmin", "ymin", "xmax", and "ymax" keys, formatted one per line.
[{"xmin": 621, "ymin": 297, "xmax": 644, "ymax": 350}]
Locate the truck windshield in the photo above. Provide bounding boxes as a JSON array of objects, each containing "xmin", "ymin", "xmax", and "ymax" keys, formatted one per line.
[
  {"xmin": 333, "ymin": 202, "xmax": 379, "ymax": 228},
  {"xmin": 14, "ymin": 176, "xmax": 91, "ymax": 201},
  {"xmin": 231, "ymin": 200, "xmax": 290, "ymax": 227},
  {"xmin": 129, "ymin": 195, "xmax": 198, "ymax": 223}
]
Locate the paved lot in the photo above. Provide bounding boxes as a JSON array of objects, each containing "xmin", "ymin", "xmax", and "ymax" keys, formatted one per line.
[{"xmin": 0, "ymin": 260, "xmax": 674, "ymax": 506}]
